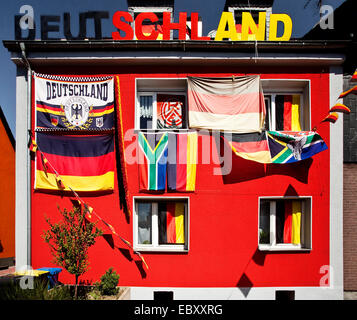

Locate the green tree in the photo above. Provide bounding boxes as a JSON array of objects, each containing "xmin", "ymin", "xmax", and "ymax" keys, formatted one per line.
[{"xmin": 43, "ymin": 205, "xmax": 102, "ymax": 299}]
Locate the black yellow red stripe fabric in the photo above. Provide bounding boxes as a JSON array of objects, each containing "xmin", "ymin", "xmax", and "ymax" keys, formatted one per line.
[
  {"xmin": 283, "ymin": 200, "xmax": 301, "ymax": 245},
  {"xmin": 158, "ymin": 202, "xmax": 185, "ymax": 244},
  {"xmin": 352, "ymin": 69, "xmax": 357, "ymax": 82},
  {"xmin": 114, "ymin": 76, "xmax": 131, "ymax": 216},
  {"xmin": 338, "ymin": 84, "xmax": 357, "ymax": 99},
  {"xmin": 329, "ymin": 104, "xmax": 351, "ymax": 114},
  {"xmin": 321, "ymin": 112, "xmax": 338, "ymax": 124},
  {"xmin": 221, "ymin": 131, "xmax": 272, "ymax": 164},
  {"xmin": 276, "ymin": 95, "xmax": 301, "ymax": 131},
  {"xmin": 34, "ymin": 133, "xmax": 115, "ymax": 192},
  {"xmin": 167, "ymin": 132, "xmax": 198, "ymax": 191}
]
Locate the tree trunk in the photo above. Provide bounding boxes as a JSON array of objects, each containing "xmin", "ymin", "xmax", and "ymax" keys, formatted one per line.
[{"xmin": 74, "ymin": 275, "xmax": 78, "ymax": 300}]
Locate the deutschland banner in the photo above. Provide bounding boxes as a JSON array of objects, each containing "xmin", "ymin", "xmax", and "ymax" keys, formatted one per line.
[
  {"xmin": 34, "ymin": 73, "xmax": 114, "ymax": 131},
  {"xmin": 35, "ymin": 133, "xmax": 115, "ymax": 192}
]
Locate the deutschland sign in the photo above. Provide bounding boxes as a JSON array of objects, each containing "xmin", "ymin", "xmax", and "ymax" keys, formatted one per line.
[{"xmin": 15, "ymin": 10, "xmax": 293, "ymax": 42}]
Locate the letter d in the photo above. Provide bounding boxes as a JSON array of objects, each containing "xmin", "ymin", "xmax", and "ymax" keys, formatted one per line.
[{"xmin": 268, "ymin": 14, "xmax": 292, "ymax": 41}]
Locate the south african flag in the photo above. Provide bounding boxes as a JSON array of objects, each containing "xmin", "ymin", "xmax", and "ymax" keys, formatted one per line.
[{"xmin": 267, "ymin": 131, "xmax": 328, "ymax": 164}]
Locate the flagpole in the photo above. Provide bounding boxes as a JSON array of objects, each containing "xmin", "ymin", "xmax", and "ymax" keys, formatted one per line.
[{"xmin": 20, "ymin": 42, "xmax": 32, "ymax": 269}]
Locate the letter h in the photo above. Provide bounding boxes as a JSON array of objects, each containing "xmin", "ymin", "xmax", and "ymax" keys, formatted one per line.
[{"xmin": 162, "ymin": 12, "xmax": 187, "ymax": 40}]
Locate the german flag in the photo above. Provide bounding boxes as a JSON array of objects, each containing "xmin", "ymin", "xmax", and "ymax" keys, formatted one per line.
[
  {"xmin": 283, "ymin": 200, "xmax": 301, "ymax": 245},
  {"xmin": 275, "ymin": 95, "xmax": 301, "ymax": 131},
  {"xmin": 167, "ymin": 132, "xmax": 198, "ymax": 192},
  {"xmin": 35, "ymin": 133, "xmax": 115, "ymax": 192},
  {"xmin": 221, "ymin": 131, "xmax": 272, "ymax": 164},
  {"xmin": 158, "ymin": 202, "xmax": 185, "ymax": 244}
]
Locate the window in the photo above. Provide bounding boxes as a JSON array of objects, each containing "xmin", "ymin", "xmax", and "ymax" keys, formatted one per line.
[
  {"xmin": 262, "ymin": 80, "xmax": 311, "ymax": 131},
  {"xmin": 258, "ymin": 197, "xmax": 311, "ymax": 251},
  {"xmin": 133, "ymin": 198, "xmax": 189, "ymax": 252},
  {"xmin": 136, "ymin": 78, "xmax": 188, "ymax": 130},
  {"xmin": 264, "ymin": 94, "xmax": 303, "ymax": 131},
  {"xmin": 229, "ymin": 6, "xmax": 272, "ymax": 40}
]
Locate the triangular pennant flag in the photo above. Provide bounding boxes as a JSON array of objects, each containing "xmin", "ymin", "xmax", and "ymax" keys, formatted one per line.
[
  {"xmin": 55, "ymin": 174, "xmax": 65, "ymax": 189},
  {"xmin": 329, "ymin": 103, "xmax": 351, "ymax": 114},
  {"xmin": 29, "ymin": 139, "xmax": 38, "ymax": 153},
  {"xmin": 321, "ymin": 112, "xmax": 339, "ymax": 123},
  {"xmin": 351, "ymin": 69, "xmax": 357, "ymax": 82},
  {"xmin": 338, "ymin": 85, "xmax": 357, "ymax": 99},
  {"xmin": 40, "ymin": 153, "xmax": 49, "ymax": 176},
  {"xmin": 83, "ymin": 204, "xmax": 94, "ymax": 220}
]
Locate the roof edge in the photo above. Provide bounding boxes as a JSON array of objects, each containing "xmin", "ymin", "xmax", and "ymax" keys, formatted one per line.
[{"xmin": 2, "ymin": 39, "xmax": 355, "ymax": 53}]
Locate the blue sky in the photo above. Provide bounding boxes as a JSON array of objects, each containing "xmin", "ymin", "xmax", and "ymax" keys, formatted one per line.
[{"xmin": 0, "ymin": 0, "xmax": 347, "ymax": 136}]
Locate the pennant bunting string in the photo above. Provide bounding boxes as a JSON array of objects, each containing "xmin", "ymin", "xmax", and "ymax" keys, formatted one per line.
[{"xmin": 29, "ymin": 131, "xmax": 148, "ymax": 270}]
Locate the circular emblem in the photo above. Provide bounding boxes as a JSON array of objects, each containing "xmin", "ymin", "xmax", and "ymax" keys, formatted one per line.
[
  {"xmin": 161, "ymin": 99, "xmax": 183, "ymax": 128},
  {"xmin": 64, "ymin": 97, "xmax": 90, "ymax": 127}
]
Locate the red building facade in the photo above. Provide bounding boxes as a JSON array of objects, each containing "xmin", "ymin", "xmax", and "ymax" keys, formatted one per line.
[{"xmin": 10, "ymin": 57, "xmax": 340, "ymax": 299}]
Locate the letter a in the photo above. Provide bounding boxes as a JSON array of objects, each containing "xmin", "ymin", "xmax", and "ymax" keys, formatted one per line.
[{"xmin": 215, "ymin": 12, "xmax": 238, "ymax": 41}]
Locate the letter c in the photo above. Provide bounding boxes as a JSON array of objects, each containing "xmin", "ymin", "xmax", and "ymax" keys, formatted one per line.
[{"xmin": 135, "ymin": 12, "xmax": 159, "ymax": 40}]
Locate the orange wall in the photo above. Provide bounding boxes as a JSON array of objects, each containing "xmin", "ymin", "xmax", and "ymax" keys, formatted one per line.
[{"xmin": 0, "ymin": 115, "xmax": 15, "ymax": 263}]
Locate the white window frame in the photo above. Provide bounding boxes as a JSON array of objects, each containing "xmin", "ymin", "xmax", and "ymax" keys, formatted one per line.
[
  {"xmin": 258, "ymin": 196, "xmax": 312, "ymax": 252},
  {"xmin": 228, "ymin": 6, "xmax": 272, "ymax": 40},
  {"xmin": 136, "ymin": 91, "xmax": 187, "ymax": 131},
  {"xmin": 133, "ymin": 196, "xmax": 190, "ymax": 252},
  {"xmin": 262, "ymin": 79, "xmax": 311, "ymax": 131},
  {"xmin": 135, "ymin": 78, "xmax": 188, "ymax": 131}
]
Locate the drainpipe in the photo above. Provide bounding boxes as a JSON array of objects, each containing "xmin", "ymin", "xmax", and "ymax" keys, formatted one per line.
[{"xmin": 19, "ymin": 42, "xmax": 32, "ymax": 268}]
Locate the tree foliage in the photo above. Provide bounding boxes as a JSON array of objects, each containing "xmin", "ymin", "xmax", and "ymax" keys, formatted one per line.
[
  {"xmin": 97, "ymin": 267, "xmax": 120, "ymax": 296},
  {"xmin": 42, "ymin": 205, "xmax": 102, "ymax": 298}
]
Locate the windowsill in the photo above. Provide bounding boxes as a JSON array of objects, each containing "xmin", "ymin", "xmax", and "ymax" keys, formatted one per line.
[
  {"xmin": 258, "ymin": 244, "xmax": 311, "ymax": 252},
  {"xmin": 133, "ymin": 245, "xmax": 188, "ymax": 253}
]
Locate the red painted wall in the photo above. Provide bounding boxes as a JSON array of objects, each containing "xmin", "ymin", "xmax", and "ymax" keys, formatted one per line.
[{"xmin": 30, "ymin": 66, "xmax": 330, "ymax": 288}]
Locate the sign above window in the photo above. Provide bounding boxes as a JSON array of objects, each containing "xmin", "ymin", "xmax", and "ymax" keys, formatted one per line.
[{"xmin": 15, "ymin": 9, "xmax": 292, "ymax": 41}]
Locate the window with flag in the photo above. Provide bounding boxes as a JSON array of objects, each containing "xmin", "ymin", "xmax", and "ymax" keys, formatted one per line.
[
  {"xmin": 262, "ymin": 80, "xmax": 311, "ymax": 132},
  {"xmin": 258, "ymin": 197, "xmax": 312, "ymax": 251},
  {"xmin": 264, "ymin": 94, "xmax": 304, "ymax": 131},
  {"xmin": 136, "ymin": 78, "xmax": 188, "ymax": 131},
  {"xmin": 134, "ymin": 198, "xmax": 189, "ymax": 252}
]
